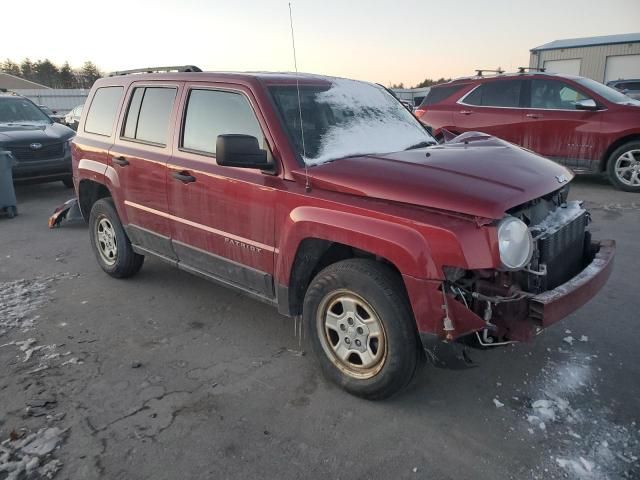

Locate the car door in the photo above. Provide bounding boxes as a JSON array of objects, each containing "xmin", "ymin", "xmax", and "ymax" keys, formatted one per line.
[
  {"xmin": 521, "ymin": 78, "xmax": 603, "ymax": 168},
  {"xmin": 167, "ymin": 84, "xmax": 277, "ymax": 299},
  {"xmin": 109, "ymin": 82, "xmax": 182, "ymax": 260},
  {"xmin": 454, "ymin": 78, "xmax": 526, "ymax": 144}
]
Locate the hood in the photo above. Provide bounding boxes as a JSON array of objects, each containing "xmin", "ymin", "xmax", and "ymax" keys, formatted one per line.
[
  {"xmin": 292, "ymin": 132, "xmax": 573, "ymax": 219},
  {"xmin": 0, "ymin": 122, "xmax": 75, "ymax": 145}
]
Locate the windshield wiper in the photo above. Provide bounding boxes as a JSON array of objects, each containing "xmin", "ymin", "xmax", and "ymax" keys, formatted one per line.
[{"xmin": 405, "ymin": 141, "xmax": 436, "ymax": 150}]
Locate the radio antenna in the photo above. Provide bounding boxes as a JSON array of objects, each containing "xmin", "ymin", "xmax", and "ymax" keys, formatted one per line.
[{"xmin": 288, "ymin": 2, "xmax": 310, "ymax": 192}]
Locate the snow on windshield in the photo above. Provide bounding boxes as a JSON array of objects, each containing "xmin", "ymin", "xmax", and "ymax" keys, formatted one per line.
[{"xmin": 270, "ymin": 78, "xmax": 433, "ymax": 166}]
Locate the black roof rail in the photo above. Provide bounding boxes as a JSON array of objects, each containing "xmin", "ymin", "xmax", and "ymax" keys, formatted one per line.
[
  {"xmin": 108, "ymin": 65, "xmax": 202, "ymax": 77},
  {"xmin": 517, "ymin": 67, "xmax": 546, "ymax": 73},
  {"xmin": 474, "ymin": 69, "xmax": 504, "ymax": 77}
]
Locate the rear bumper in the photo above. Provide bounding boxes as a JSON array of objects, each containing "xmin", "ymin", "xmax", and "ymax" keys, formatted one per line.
[{"xmin": 529, "ymin": 239, "xmax": 615, "ymax": 327}]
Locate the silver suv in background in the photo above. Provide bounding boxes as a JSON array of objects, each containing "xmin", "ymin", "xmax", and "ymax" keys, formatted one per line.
[
  {"xmin": 64, "ymin": 104, "xmax": 83, "ymax": 131},
  {"xmin": 607, "ymin": 79, "xmax": 640, "ymax": 100}
]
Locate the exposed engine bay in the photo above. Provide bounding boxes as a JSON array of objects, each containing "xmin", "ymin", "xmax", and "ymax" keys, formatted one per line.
[{"xmin": 443, "ymin": 186, "xmax": 598, "ymax": 345}]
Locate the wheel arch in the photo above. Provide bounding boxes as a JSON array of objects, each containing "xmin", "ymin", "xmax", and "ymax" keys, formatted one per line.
[
  {"xmin": 78, "ymin": 179, "xmax": 112, "ymax": 221},
  {"xmin": 275, "ymin": 207, "xmax": 440, "ymax": 317}
]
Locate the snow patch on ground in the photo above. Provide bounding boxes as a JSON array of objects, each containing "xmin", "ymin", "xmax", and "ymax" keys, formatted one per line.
[
  {"xmin": 0, "ymin": 274, "xmax": 72, "ymax": 336},
  {"xmin": 524, "ymin": 353, "xmax": 639, "ymax": 479},
  {"xmin": 0, "ymin": 427, "xmax": 66, "ymax": 479},
  {"xmin": 555, "ymin": 457, "xmax": 594, "ymax": 477}
]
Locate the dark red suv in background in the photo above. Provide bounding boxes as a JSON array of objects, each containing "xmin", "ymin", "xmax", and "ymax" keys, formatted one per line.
[{"xmin": 415, "ymin": 71, "xmax": 640, "ymax": 191}]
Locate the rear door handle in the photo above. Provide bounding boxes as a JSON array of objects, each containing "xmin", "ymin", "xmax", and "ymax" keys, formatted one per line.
[
  {"xmin": 526, "ymin": 113, "xmax": 543, "ymax": 119},
  {"xmin": 112, "ymin": 156, "xmax": 129, "ymax": 166},
  {"xmin": 171, "ymin": 171, "xmax": 196, "ymax": 184},
  {"xmin": 460, "ymin": 110, "xmax": 473, "ymax": 115}
]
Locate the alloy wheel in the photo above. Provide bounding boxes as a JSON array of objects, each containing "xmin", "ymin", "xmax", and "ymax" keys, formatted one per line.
[{"xmin": 614, "ymin": 149, "xmax": 640, "ymax": 187}]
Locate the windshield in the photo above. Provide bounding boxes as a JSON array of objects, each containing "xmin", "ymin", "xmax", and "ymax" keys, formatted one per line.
[
  {"xmin": 269, "ymin": 78, "xmax": 434, "ymax": 165},
  {"xmin": 574, "ymin": 77, "xmax": 636, "ymax": 104},
  {"xmin": 0, "ymin": 97, "xmax": 52, "ymax": 124}
]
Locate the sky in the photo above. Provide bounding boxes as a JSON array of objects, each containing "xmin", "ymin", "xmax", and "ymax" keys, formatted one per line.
[{"xmin": 3, "ymin": 0, "xmax": 640, "ymax": 87}]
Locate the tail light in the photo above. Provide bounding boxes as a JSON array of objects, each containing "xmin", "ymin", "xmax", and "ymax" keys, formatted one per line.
[{"xmin": 414, "ymin": 108, "xmax": 426, "ymax": 118}]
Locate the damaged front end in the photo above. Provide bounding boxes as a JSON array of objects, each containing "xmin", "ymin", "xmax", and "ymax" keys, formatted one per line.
[{"xmin": 440, "ymin": 187, "xmax": 615, "ymax": 347}]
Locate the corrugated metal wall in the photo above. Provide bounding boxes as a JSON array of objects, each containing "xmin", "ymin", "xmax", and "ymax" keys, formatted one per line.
[
  {"xmin": 12, "ymin": 89, "xmax": 89, "ymax": 114},
  {"xmin": 529, "ymin": 42, "xmax": 640, "ymax": 82}
]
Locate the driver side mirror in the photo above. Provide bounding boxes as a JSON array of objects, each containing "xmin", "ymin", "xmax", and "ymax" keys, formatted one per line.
[
  {"xmin": 575, "ymin": 98, "xmax": 599, "ymax": 111},
  {"xmin": 216, "ymin": 134, "xmax": 272, "ymax": 170}
]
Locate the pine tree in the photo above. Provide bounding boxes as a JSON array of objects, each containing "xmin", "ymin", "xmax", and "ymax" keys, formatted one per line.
[
  {"xmin": 34, "ymin": 59, "xmax": 59, "ymax": 87},
  {"xmin": 1, "ymin": 59, "xmax": 21, "ymax": 76},
  {"xmin": 59, "ymin": 61, "xmax": 75, "ymax": 88},
  {"xmin": 80, "ymin": 61, "xmax": 102, "ymax": 88},
  {"xmin": 20, "ymin": 58, "xmax": 35, "ymax": 81}
]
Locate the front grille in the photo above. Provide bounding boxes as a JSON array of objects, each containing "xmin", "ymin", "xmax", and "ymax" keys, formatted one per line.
[
  {"xmin": 10, "ymin": 143, "xmax": 64, "ymax": 161},
  {"xmin": 537, "ymin": 211, "xmax": 588, "ymax": 289}
]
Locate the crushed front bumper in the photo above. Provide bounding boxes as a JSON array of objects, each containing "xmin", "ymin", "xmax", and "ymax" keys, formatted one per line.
[
  {"xmin": 413, "ymin": 239, "xmax": 615, "ymax": 367},
  {"xmin": 529, "ymin": 239, "xmax": 615, "ymax": 327}
]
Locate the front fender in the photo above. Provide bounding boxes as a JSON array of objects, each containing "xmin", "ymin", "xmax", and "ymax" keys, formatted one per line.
[{"xmin": 276, "ymin": 206, "xmax": 441, "ymax": 284}]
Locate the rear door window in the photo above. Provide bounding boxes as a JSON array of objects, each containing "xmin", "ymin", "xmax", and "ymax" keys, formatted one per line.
[
  {"xmin": 84, "ymin": 86, "xmax": 123, "ymax": 136},
  {"xmin": 122, "ymin": 87, "xmax": 177, "ymax": 146},
  {"xmin": 181, "ymin": 89, "xmax": 262, "ymax": 156},
  {"xmin": 462, "ymin": 80, "xmax": 523, "ymax": 108}
]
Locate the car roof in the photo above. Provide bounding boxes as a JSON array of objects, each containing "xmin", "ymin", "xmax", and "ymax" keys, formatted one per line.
[
  {"xmin": 95, "ymin": 71, "xmax": 355, "ymax": 88},
  {"xmin": 434, "ymin": 71, "xmax": 584, "ymax": 88}
]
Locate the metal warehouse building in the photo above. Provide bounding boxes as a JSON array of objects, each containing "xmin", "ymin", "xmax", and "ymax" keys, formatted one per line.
[{"xmin": 529, "ymin": 32, "xmax": 640, "ymax": 83}]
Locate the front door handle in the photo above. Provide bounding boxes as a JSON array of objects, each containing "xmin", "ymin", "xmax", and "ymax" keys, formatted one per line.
[
  {"xmin": 460, "ymin": 110, "xmax": 473, "ymax": 115},
  {"xmin": 171, "ymin": 171, "xmax": 196, "ymax": 184},
  {"xmin": 526, "ymin": 113, "xmax": 543, "ymax": 119},
  {"xmin": 112, "ymin": 156, "xmax": 129, "ymax": 166}
]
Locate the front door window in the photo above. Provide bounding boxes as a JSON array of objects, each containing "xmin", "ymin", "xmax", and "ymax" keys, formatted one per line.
[{"xmin": 530, "ymin": 79, "xmax": 591, "ymax": 110}]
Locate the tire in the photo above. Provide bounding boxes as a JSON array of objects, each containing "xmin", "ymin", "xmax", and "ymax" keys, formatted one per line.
[
  {"xmin": 62, "ymin": 177, "xmax": 74, "ymax": 188},
  {"xmin": 303, "ymin": 259, "xmax": 421, "ymax": 400},
  {"xmin": 89, "ymin": 198, "xmax": 144, "ymax": 278},
  {"xmin": 607, "ymin": 141, "xmax": 640, "ymax": 192}
]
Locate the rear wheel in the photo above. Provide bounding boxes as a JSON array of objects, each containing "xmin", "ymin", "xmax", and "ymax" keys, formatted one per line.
[
  {"xmin": 89, "ymin": 198, "xmax": 144, "ymax": 278},
  {"xmin": 303, "ymin": 259, "xmax": 421, "ymax": 400},
  {"xmin": 607, "ymin": 142, "xmax": 640, "ymax": 192}
]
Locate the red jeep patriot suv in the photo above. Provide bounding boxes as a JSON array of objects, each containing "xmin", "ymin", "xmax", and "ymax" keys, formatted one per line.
[
  {"xmin": 415, "ymin": 70, "xmax": 640, "ymax": 192},
  {"xmin": 72, "ymin": 66, "xmax": 615, "ymax": 399}
]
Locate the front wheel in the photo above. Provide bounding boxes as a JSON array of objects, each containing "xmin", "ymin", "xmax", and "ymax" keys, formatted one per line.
[
  {"xmin": 607, "ymin": 142, "xmax": 640, "ymax": 192},
  {"xmin": 89, "ymin": 198, "xmax": 144, "ymax": 278},
  {"xmin": 303, "ymin": 259, "xmax": 421, "ymax": 400},
  {"xmin": 62, "ymin": 176, "xmax": 74, "ymax": 188}
]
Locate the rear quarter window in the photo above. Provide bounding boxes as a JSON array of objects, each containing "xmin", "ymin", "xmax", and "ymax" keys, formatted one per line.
[
  {"xmin": 84, "ymin": 86, "xmax": 124, "ymax": 136},
  {"xmin": 420, "ymin": 84, "xmax": 468, "ymax": 106}
]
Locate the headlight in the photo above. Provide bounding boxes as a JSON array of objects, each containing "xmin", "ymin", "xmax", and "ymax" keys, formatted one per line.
[{"xmin": 497, "ymin": 216, "xmax": 533, "ymax": 270}]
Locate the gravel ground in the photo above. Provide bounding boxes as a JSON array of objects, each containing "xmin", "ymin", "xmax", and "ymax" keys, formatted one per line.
[{"xmin": 0, "ymin": 176, "xmax": 638, "ymax": 480}]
